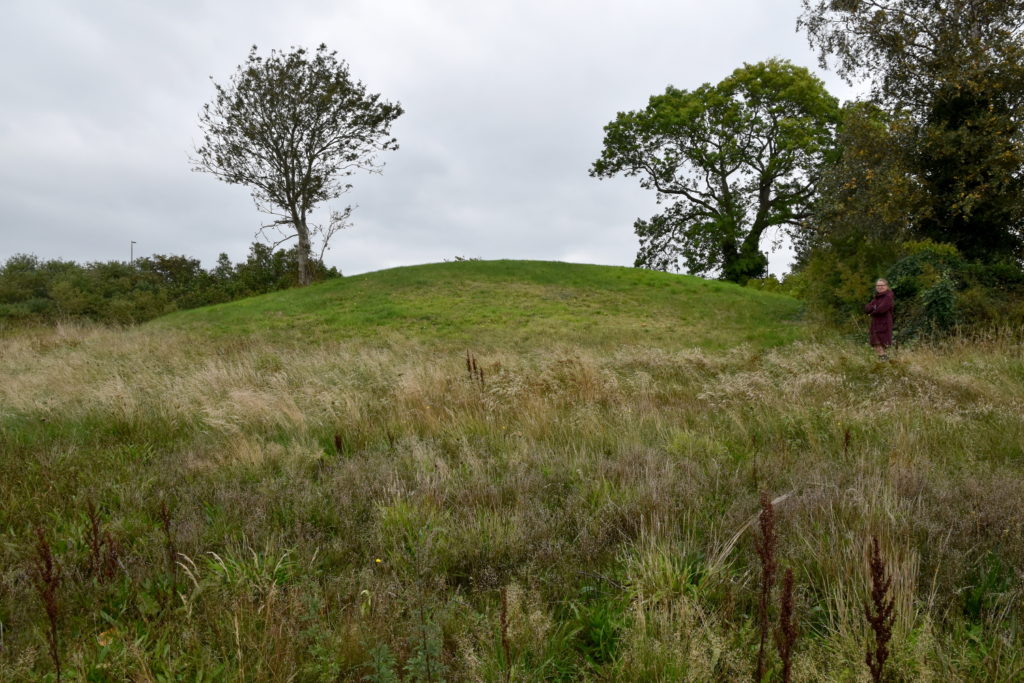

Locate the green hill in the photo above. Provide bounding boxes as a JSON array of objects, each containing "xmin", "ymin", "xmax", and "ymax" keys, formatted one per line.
[{"xmin": 156, "ymin": 259, "xmax": 803, "ymax": 349}]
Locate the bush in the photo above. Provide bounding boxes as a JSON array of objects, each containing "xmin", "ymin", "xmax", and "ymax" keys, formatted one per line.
[
  {"xmin": 885, "ymin": 241, "xmax": 962, "ymax": 340},
  {"xmin": 0, "ymin": 243, "xmax": 341, "ymax": 325},
  {"xmin": 795, "ymin": 239, "xmax": 1024, "ymax": 339},
  {"xmin": 796, "ymin": 239, "xmax": 902, "ymax": 328}
]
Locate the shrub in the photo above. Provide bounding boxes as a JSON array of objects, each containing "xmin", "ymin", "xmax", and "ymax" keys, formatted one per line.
[
  {"xmin": 795, "ymin": 238, "xmax": 1024, "ymax": 338},
  {"xmin": 0, "ymin": 244, "xmax": 341, "ymax": 325}
]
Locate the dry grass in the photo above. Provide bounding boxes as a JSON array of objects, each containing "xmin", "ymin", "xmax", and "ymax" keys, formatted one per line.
[{"xmin": 1, "ymin": 322, "xmax": 1022, "ymax": 679}]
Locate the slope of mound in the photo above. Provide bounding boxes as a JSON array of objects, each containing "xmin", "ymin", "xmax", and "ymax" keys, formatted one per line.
[{"xmin": 155, "ymin": 260, "xmax": 803, "ymax": 349}]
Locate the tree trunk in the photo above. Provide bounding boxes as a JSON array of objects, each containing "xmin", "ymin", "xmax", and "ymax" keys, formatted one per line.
[
  {"xmin": 722, "ymin": 229, "xmax": 768, "ymax": 285},
  {"xmin": 295, "ymin": 219, "xmax": 313, "ymax": 286},
  {"xmin": 721, "ymin": 239, "xmax": 740, "ymax": 282}
]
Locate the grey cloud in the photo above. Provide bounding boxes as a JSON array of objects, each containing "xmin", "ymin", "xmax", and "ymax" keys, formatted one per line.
[{"xmin": 1, "ymin": 0, "xmax": 857, "ymax": 277}]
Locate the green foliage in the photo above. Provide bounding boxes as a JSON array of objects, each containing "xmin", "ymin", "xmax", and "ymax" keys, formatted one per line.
[
  {"xmin": 567, "ymin": 591, "xmax": 629, "ymax": 667},
  {"xmin": 797, "ymin": 236, "xmax": 1024, "ymax": 336},
  {"xmin": 796, "ymin": 102, "xmax": 924, "ymax": 264},
  {"xmin": 0, "ymin": 244, "xmax": 340, "ymax": 325},
  {"xmin": 592, "ymin": 59, "xmax": 839, "ymax": 284},
  {"xmin": 885, "ymin": 241, "xmax": 963, "ymax": 339},
  {"xmin": 799, "ymin": 0, "xmax": 1024, "ymax": 261},
  {"xmin": 745, "ymin": 274, "xmax": 806, "ymax": 298},
  {"xmin": 364, "ymin": 643, "xmax": 400, "ymax": 683},
  {"xmin": 793, "ymin": 5, "xmax": 1024, "ymax": 329},
  {"xmin": 920, "ymin": 278, "xmax": 957, "ymax": 332},
  {"xmin": 404, "ymin": 609, "xmax": 447, "ymax": 682},
  {"xmin": 794, "ymin": 241, "xmax": 900, "ymax": 327},
  {"xmin": 956, "ymin": 261, "xmax": 1024, "ymax": 326},
  {"xmin": 793, "ymin": 103, "xmax": 924, "ymax": 327},
  {"xmin": 891, "ymin": 243, "xmax": 1024, "ymax": 336},
  {"xmin": 0, "ymin": 255, "xmax": 77, "ymax": 318},
  {"xmin": 194, "ymin": 44, "xmax": 403, "ymax": 285},
  {"xmin": 225, "ymin": 242, "xmax": 338, "ymax": 296},
  {"xmin": 961, "ymin": 553, "xmax": 1013, "ymax": 625},
  {"xmin": 794, "ymin": 100, "xmax": 1024, "ymax": 333}
]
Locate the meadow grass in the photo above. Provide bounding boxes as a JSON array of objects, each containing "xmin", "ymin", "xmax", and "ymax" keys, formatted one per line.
[{"xmin": 1, "ymin": 262, "xmax": 1023, "ymax": 680}]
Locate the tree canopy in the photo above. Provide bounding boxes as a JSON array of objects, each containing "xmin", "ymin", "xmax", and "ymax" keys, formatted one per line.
[
  {"xmin": 193, "ymin": 45, "xmax": 403, "ymax": 285},
  {"xmin": 797, "ymin": 101, "xmax": 924, "ymax": 258},
  {"xmin": 591, "ymin": 59, "xmax": 839, "ymax": 284},
  {"xmin": 799, "ymin": 0, "xmax": 1024, "ymax": 261}
]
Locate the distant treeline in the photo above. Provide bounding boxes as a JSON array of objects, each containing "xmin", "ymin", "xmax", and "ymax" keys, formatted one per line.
[{"xmin": 0, "ymin": 243, "xmax": 339, "ymax": 325}]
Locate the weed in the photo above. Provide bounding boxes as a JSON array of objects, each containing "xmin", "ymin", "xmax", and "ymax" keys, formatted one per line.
[
  {"xmin": 364, "ymin": 643, "xmax": 399, "ymax": 682},
  {"xmin": 962, "ymin": 552, "xmax": 1012, "ymax": 624},
  {"xmin": 568, "ymin": 591, "xmax": 628, "ymax": 667},
  {"xmin": 32, "ymin": 526, "xmax": 62, "ymax": 681},
  {"xmin": 84, "ymin": 500, "xmax": 120, "ymax": 582},
  {"xmin": 775, "ymin": 567, "xmax": 797, "ymax": 683},
  {"xmin": 466, "ymin": 350, "xmax": 485, "ymax": 387},
  {"xmin": 754, "ymin": 491, "xmax": 777, "ymax": 682},
  {"xmin": 865, "ymin": 536, "xmax": 894, "ymax": 683},
  {"xmin": 99, "ymin": 530, "xmax": 121, "ymax": 582},
  {"xmin": 85, "ymin": 499, "xmax": 103, "ymax": 579},
  {"xmin": 406, "ymin": 604, "xmax": 445, "ymax": 682}
]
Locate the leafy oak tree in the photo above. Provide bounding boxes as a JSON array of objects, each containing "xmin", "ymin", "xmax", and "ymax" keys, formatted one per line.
[
  {"xmin": 591, "ymin": 59, "xmax": 839, "ymax": 284},
  {"xmin": 194, "ymin": 45, "xmax": 403, "ymax": 285},
  {"xmin": 799, "ymin": 0, "xmax": 1024, "ymax": 261}
]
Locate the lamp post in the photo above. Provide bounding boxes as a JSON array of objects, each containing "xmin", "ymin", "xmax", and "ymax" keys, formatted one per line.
[{"xmin": 130, "ymin": 241, "xmax": 136, "ymax": 266}]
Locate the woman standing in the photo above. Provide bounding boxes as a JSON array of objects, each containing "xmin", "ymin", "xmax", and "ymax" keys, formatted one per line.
[{"xmin": 865, "ymin": 279, "xmax": 895, "ymax": 360}]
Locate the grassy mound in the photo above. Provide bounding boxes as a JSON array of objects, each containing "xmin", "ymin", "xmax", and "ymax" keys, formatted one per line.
[{"xmin": 156, "ymin": 260, "xmax": 804, "ymax": 349}]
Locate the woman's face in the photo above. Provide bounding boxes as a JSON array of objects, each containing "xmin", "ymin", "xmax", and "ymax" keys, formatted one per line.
[{"xmin": 875, "ymin": 280, "xmax": 889, "ymax": 293}]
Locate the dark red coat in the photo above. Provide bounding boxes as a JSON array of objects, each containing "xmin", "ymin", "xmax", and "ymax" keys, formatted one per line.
[{"xmin": 864, "ymin": 289, "xmax": 894, "ymax": 347}]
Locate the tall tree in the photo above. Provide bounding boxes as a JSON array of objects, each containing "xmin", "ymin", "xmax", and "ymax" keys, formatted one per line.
[
  {"xmin": 591, "ymin": 59, "xmax": 839, "ymax": 284},
  {"xmin": 799, "ymin": 0, "xmax": 1024, "ymax": 261},
  {"xmin": 193, "ymin": 45, "xmax": 403, "ymax": 285},
  {"xmin": 798, "ymin": 101, "xmax": 925, "ymax": 261}
]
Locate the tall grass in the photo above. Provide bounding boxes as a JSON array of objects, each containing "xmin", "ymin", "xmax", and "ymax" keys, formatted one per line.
[{"xmin": 1, "ymin": 319, "xmax": 1022, "ymax": 679}]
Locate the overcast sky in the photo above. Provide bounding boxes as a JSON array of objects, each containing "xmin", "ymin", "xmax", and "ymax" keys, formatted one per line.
[{"xmin": 1, "ymin": 0, "xmax": 861, "ymax": 277}]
